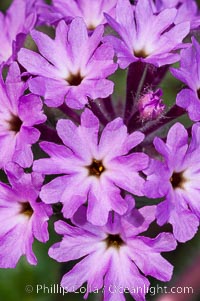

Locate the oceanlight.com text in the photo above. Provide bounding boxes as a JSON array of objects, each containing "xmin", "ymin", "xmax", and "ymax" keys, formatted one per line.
[{"xmin": 25, "ymin": 283, "xmax": 194, "ymax": 296}]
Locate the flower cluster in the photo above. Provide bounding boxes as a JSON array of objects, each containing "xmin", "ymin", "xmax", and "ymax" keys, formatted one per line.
[{"xmin": 0, "ymin": 0, "xmax": 200, "ymax": 300}]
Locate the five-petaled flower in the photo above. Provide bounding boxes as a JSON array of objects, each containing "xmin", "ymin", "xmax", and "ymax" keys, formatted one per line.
[
  {"xmin": 49, "ymin": 201, "xmax": 176, "ymax": 301},
  {"xmin": 0, "ymin": 62, "xmax": 46, "ymax": 168},
  {"xmin": 18, "ymin": 17, "xmax": 117, "ymax": 109},
  {"xmin": 144, "ymin": 122, "xmax": 200, "ymax": 242},
  {"xmin": 0, "ymin": 162, "xmax": 52, "ymax": 268},
  {"xmin": 33, "ymin": 109, "xmax": 148, "ymax": 225},
  {"xmin": 105, "ymin": 0, "xmax": 190, "ymax": 68},
  {"xmin": 171, "ymin": 37, "xmax": 200, "ymax": 121}
]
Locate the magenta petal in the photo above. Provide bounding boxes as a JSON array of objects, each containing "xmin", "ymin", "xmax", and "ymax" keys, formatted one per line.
[
  {"xmin": 0, "ymin": 134, "xmax": 16, "ymax": 169},
  {"xmin": 87, "ymin": 189, "xmax": 111, "ymax": 226},
  {"xmin": 176, "ymin": 88, "xmax": 200, "ymax": 121},
  {"xmin": 29, "ymin": 76, "xmax": 67, "ymax": 107},
  {"xmin": 129, "ymin": 237, "xmax": 175, "ymax": 281},
  {"xmin": 40, "ymin": 176, "xmax": 70, "ymax": 204},
  {"xmin": 32, "ymin": 203, "xmax": 52, "ymax": 242},
  {"xmin": 0, "ymin": 222, "xmax": 35, "ymax": 268},
  {"xmin": 123, "ymin": 206, "xmax": 156, "ymax": 237},
  {"xmin": 31, "ymin": 28, "xmax": 68, "ymax": 71},
  {"xmin": 49, "ymin": 221, "xmax": 103, "ymax": 262},
  {"xmin": 99, "ymin": 118, "xmax": 127, "ymax": 159},
  {"xmin": 60, "ymin": 250, "xmax": 110, "ymax": 293},
  {"xmin": 140, "ymin": 233, "xmax": 177, "ymax": 252},
  {"xmin": 56, "ymin": 116, "xmax": 98, "ymax": 162},
  {"xmin": 104, "ymin": 252, "xmax": 149, "ymax": 301},
  {"xmin": 169, "ymin": 207, "xmax": 199, "ymax": 243},
  {"xmin": 13, "ymin": 144, "xmax": 33, "ymax": 168},
  {"xmin": 18, "ymin": 48, "xmax": 61, "ymax": 77},
  {"xmin": 18, "ymin": 94, "xmax": 46, "ymax": 126}
]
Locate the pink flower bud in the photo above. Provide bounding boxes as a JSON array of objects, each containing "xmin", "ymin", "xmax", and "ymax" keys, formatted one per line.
[{"xmin": 138, "ymin": 89, "xmax": 165, "ymax": 121}]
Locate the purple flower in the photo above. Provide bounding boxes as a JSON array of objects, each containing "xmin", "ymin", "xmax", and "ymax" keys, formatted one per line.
[
  {"xmin": 0, "ymin": 62, "xmax": 46, "ymax": 168},
  {"xmin": 154, "ymin": 0, "xmax": 200, "ymax": 30},
  {"xmin": 104, "ymin": 0, "xmax": 190, "ymax": 68},
  {"xmin": 49, "ymin": 202, "xmax": 176, "ymax": 301},
  {"xmin": 138, "ymin": 89, "xmax": 165, "ymax": 121},
  {"xmin": 27, "ymin": 1, "xmax": 65, "ymax": 26},
  {"xmin": 18, "ymin": 18, "xmax": 117, "ymax": 109},
  {"xmin": 42, "ymin": 0, "xmax": 118, "ymax": 30},
  {"xmin": 170, "ymin": 37, "xmax": 200, "ymax": 121},
  {"xmin": 144, "ymin": 122, "xmax": 200, "ymax": 242},
  {"xmin": 26, "ymin": 0, "xmax": 48, "ymax": 26},
  {"xmin": 0, "ymin": 162, "xmax": 52, "ymax": 268},
  {"xmin": 0, "ymin": 0, "xmax": 36, "ymax": 65},
  {"xmin": 33, "ymin": 109, "xmax": 148, "ymax": 225}
]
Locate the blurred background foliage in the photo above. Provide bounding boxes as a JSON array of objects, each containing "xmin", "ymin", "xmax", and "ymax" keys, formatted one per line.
[{"xmin": 1, "ymin": 1, "xmax": 200, "ymax": 301}]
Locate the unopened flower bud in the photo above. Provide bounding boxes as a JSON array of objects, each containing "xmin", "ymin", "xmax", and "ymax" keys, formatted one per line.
[{"xmin": 138, "ymin": 89, "xmax": 165, "ymax": 121}]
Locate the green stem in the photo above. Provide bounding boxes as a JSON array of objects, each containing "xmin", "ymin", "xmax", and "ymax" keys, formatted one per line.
[
  {"xmin": 125, "ymin": 64, "xmax": 148, "ymax": 125},
  {"xmin": 134, "ymin": 64, "xmax": 148, "ymax": 103}
]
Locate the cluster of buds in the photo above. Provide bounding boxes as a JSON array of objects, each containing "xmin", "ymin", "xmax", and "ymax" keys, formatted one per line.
[{"xmin": 138, "ymin": 89, "xmax": 165, "ymax": 121}]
